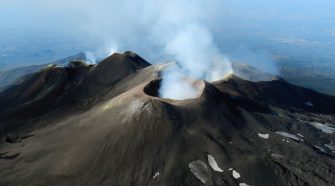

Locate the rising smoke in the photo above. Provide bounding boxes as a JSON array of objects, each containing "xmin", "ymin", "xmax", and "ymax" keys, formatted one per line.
[
  {"xmin": 159, "ymin": 66, "xmax": 202, "ymax": 100},
  {"xmin": 1, "ymin": 0, "xmax": 281, "ymax": 99},
  {"xmin": 159, "ymin": 23, "xmax": 232, "ymax": 99},
  {"xmin": 84, "ymin": 52, "xmax": 97, "ymax": 64},
  {"xmin": 51, "ymin": 0, "xmax": 233, "ymax": 99},
  {"xmin": 149, "ymin": 1, "xmax": 232, "ymax": 99},
  {"xmin": 2, "ymin": 1, "xmax": 335, "ymax": 98}
]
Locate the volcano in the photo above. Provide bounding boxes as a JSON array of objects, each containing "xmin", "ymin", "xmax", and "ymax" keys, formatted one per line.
[{"xmin": 0, "ymin": 52, "xmax": 334, "ymax": 186}]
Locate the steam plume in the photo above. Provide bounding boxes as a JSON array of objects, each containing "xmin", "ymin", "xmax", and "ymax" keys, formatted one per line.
[
  {"xmin": 159, "ymin": 23, "xmax": 232, "ymax": 99},
  {"xmin": 84, "ymin": 52, "xmax": 97, "ymax": 64},
  {"xmin": 159, "ymin": 66, "xmax": 202, "ymax": 100},
  {"xmin": 1, "ymin": 0, "xmax": 234, "ymax": 100}
]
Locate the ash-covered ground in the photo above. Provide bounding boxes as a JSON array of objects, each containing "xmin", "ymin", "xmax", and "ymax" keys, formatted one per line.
[{"xmin": 0, "ymin": 52, "xmax": 334, "ymax": 186}]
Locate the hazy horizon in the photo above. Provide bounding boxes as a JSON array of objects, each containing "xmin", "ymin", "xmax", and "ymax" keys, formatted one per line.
[{"xmin": 1, "ymin": 0, "xmax": 334, "ymax": 82}]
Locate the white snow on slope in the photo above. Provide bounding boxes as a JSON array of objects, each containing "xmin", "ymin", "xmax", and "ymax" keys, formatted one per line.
[
  {"xmin": 305, "ymin": 101, "xmax": 314, "ymax": 107},
  {"xmin": 309, "ymin": 122, "xmax": 335, "ymax": 134},
  {"xmin": 258, "ymin": 133, "xmax": 269, "ymax": 139},
  {"xmin": 152, "ymin": 172, "xmax": 160, "ymax": 179},
  {"xmin": 239, "ymin": 183, "xmax": 250, "ymax": 186},
  {"xmin": 207, "ymin": 154, "xmax": 223, "ymax": 172},
  {"xmin": 314, "ymin": 146, "xmax": 326, "ymax": 152},
  {"xmin": 232, "ymin": 170, "xmax": 241, "ymax": 179},
  {"xmin": 189, "ymin": 160, "xmax": 208, "ymax": 184},
  {"xmin": 325, "ymin": 144, "xmax": 335, "ymax": 152},
  {"xmin": 276, "ymin": 131, "xmax": 303, "ymax": 141}
]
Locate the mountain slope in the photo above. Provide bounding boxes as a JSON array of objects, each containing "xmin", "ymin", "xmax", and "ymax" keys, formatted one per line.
[
  {"xmin": 0, "ymin": 51, "xmax": 151, "ymax": 134},
  {"xmin": 0, "ymin": 52, "xmax": 88, "ymax": 91},
  {"xmin": 214, "ymin": 75, "xmax": 335, "ymax": 114},
  {"xmin": 0, "ymin": 52, "xmax": 334, "ymax": 186}
]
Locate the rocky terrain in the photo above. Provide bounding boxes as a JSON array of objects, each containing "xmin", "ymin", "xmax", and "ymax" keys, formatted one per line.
[{"xmin": 0, "ymin": 51, "xmax": 334, "ymax": 186}]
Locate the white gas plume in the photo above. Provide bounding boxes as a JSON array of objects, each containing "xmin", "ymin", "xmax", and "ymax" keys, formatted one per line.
[
  {"xmin": 159, "ymin": 23, "xmax": 232, "ymax": 99},
  {"xmin": 95, "ymin": 42, "xmax": 119, "ymax": 60},
  {"xmin": 2, "ymin": 0, "xmax": 233, "ymax": 99},
  {"xmin": 84, "ymin": 52, "xmax": 97, "ymax": 64},
  {"xmin": 158, "ymin": 66, "xmax": 203, "ymax": 100},
  {"xmin": 165, "ymin": 24, "xmax": 233, "ymax": 81}
]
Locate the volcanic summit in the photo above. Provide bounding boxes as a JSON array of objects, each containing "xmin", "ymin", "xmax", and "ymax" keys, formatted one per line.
[{"xmin": 0, "ymin": 52, "xmax": 334, "ymax": 186}]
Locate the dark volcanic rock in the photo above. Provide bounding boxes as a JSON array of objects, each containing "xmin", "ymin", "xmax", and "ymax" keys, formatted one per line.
[
  {"xmin": 0, "ymin": 51, "xmax": 152, "ymax": 133},
  {"xmin": 4, "ymin": 134, "xmax": 21, "ymax": 143},
  {"xmin": 0, "ymin": 52, "xmax": 88, "ymax": 91},
  {"xmin": 0, "ymin": 52, "xmax": 334, "ymax": 186},
  {"xmin": 67, "ymin": 60, "xmax": 91, "ymax": 68}
]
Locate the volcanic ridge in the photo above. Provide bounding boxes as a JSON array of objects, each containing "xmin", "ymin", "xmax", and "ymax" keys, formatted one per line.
[{"xmin": 0, "ymin": 51, "xmax": 334, "ymax": 186}]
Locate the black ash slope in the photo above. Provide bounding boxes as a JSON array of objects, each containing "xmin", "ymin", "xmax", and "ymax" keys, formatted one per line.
[{"xmin": 0, "ymin": 52, "xmax": 334, "ymax": 186}]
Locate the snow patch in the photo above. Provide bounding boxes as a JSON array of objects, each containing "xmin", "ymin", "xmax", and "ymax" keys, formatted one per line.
[
  {"xmin": 189, "ymin": 160, "xmax": 208, "ymax": 184},
  {"xmin": 314, "ymin": 146, "xmax": 326, "ymax": 153},
  {"xmin": 258, "ymin": 133, "xmax": 269, "ymax": 139},
  {"xmin": 297, "ymin": 133, "xmax": 304, "ymax": 138},
  {"xmin": 228, "ymin": 168, "xmax": 233, "ymax": 171},
  {"xmin": 276, "ymin": 131, "xmax": 303, "ymax": 141},
  {"xmin": 232, "ymin": 170, "xmax": 241, "ymax": 179},
  {"xmin": 271, "ymin": 153, "xmax": 283, "ymax": 159},
  {"xmin": 325, "ymin": 144, "xmax": 335, "ymax": 152},
  {"xmin": 207, "ymin": 154, "xmax": 223, "ymax": 172},
  {"xmin": 239, "ymin": 183, "xmax": 250, "ymax": 186},
  {"xmin": 309, "ymin": 122, "xmax": 335, "ymax": 134},
  {"xmin": 152, "ymin": 172, "xmax": 160, "ymax": 179},
  {"xmin": 305, "ymin": 101, "xmax": 314, "ymax": 107}
]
